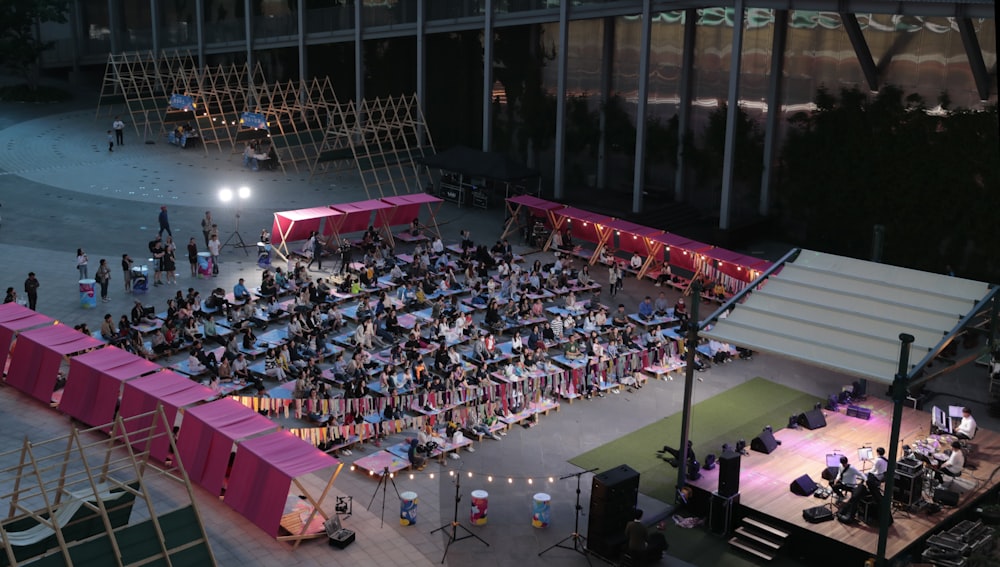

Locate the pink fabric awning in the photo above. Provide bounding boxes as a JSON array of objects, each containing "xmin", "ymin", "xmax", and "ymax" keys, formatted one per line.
[
  {"xmin": 0, "ymin": 304, "xmax": 54, "ymax": 379},
  {"xmin": 331, "ymin": 199, "xmax": 393, "ymax": 234},
  {"xmin": 271, "ymin": 207, "xmax": 342, "ymax": 245},
  {"xmin": 225, "ymin": 431, "xmax": 341, "ymax": 537},
  {"xmin": 175, "ymin": 398, "xmax": 278, "ymax": 496},
  {"xmin": 648, "ymin": 233, "xmax": 714, "ymax": 272},
  {"xmin": 60, "ymin": 347, "xmax": 160, "ymax": 428},
  {"xmin": 378, "ymin": 194, "xmax": 442, "ymax": 228},
  {"xmin": 604, "ymin": 219, "xmax": 664, "ymax": 256},
  {"xmin": 119, "ymin": 371, "xmax": 214, "ymax": 462},
  {"xmin": 555, "ymin": 207, "xmax": 613, "ymax": 245},
  {"xmin": 6, "ymin": 325, "xmax": 104, "ymax": 403},
  {"xmin": 506, "ymin": 195, "xmax": 565, "ymax": 214}
]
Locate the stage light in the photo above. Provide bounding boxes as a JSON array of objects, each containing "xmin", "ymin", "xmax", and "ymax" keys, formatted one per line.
[
  {"xmin": 764, "ymin": 425, "xmax": 773, "ymax": 434},
  {"xmin": 238, "ymin": 186, "xmax": 251, "ymax": 199},
  {"xmin": 703, "ymin": 454, "xmax": 717, "ymax": 470},
  {"xmin": 788, "ymin": 414, "xmax": 800, "ymax": 429},
  {"xmin": 219, "ymin": 187, "xmax": 233, "ymax": 202},
  {"xmin": 815, "ymin": 401, "xmax": 823, "ymax": 411}
]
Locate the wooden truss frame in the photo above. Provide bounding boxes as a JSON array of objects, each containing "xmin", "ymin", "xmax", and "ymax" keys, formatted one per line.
[
  {"xmin": 262, "ymin": 77, "xmax": 339, "ymax": 174},
  {"xmin": 96, "ymin": 51, "xmax": 171, "ymax": 140},
  {"xmin": 0, "ymin": 407, "xmax": 216, "ymax": 567}
]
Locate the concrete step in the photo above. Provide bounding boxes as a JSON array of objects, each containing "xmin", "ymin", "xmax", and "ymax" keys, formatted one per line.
[
  {"xmin": 735, "ymin": 526, "xmax": 782, "ymax": 550},
  {"xmin": 729, "ymin": 536, "xmax": 776, "ymax": 561},
  {"xmin": 743, "ymin": 516, "xmax": 789, "ymax": 540}
]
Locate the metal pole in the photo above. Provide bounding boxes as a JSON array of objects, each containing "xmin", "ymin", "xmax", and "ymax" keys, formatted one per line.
[
  {"xmin": 416, "ymin": 0, "xmax": 426, "ymax": 144},
  {"xmin": 875, "ymin": 333, "xmax": 914, "ymax": 567},
  {"xmin": 108, "ymin": 0, "xmax": 120, "ymax": 54},
  {"xmin": 677, "ymin": 281, "xmax": 701, "ymax": 499},
  {"xmin": 194, "ymin": 0, "xmax": 205, "ymax": 67},
  {"xmin": 552, "ymin": 0, "xmax": 569, "ymax": 200},
  {"xmin": 150, "ymin": 0, "xmax": 160, "ymax": 55},
  {"xmin": 719, "ymin": 0, "xmax": 746, "ymax": 231},
  {"xmin": 482, "ymin": 0, "xmax": 494, "ymax": 152},
  {"xmin": 297, "ymin": 0, "xmax": 307, "ymax": 84},
  {"xmin": 759, "ymin": 9, "xmax": 787, "ymax": 217},
  {"xmin": 674, "ymin": 8, "xmax": 696, "ymax": 202},
  {"xmin": 355, "ymin": 0, "xmax": 364, "ymax": 109},
  {"xmin": 631, "ymin": 0, "xmax": 652, "ymax": 214}
]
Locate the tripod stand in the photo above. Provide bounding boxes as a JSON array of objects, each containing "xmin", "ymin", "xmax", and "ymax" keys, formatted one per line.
[
  {"xmin": 430, "ymin": 471, "xmax": 489, "ymax": 563},
  {"xmin": 222, "ymin": 211, "xmax": 249, "ymax": 255},
  {"xmin": 538, "ymin": 467, "xmax": 599, "ymax": 565},
  {"xmin": 367, "ymin": 467, "xmax": 400, "ymax": 528}
]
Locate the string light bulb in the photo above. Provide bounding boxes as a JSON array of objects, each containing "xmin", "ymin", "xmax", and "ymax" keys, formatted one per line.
[
  {"xmin": 548, "ymin": 477, "xmax": 554, "ymax": 483},
  {"xmin": 528, "ymin": 479, "xmax": 533, "ymax": 485},
  {"xmin": 409, "ymin": 474, "xmax": 414, "ymax": 480},
  {"xmin": 487, "ymin": 476, "xmax": 493, "ymax": 482},
  {"xmin": 467, "ymin": 472, "xmax": 473, "ymax": 478},
  {"xmin": 508, "ymin": 478, "xmax": 513, "ymax": 484},
  {"xmin": 449, "ymin": 471, "xmax": 454, "ymax": 477},
  {"xmin": 429, "ymin": 473, "xmax": 435, "ymax": 479}
]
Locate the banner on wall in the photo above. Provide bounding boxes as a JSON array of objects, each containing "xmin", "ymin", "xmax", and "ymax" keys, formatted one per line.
[
  {"xmin": 169, "ymin": 93, "xmax": 195, "ymax": 111},
  {"xmin": 240, "ymin": 112, "xmax": 268, "ymax": 130}
]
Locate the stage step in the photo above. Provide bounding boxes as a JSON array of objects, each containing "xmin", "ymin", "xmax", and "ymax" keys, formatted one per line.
[
  {"xmin": 728, "ymin": 536, "xmax": 776, "ymax": 561},
  {"xmin": 734, "ymin": 526, "xmax": 782, "ymax": 550},
  {"xmin": 743, "ymin": 517, "xmax": 790, "ymax": 540}
]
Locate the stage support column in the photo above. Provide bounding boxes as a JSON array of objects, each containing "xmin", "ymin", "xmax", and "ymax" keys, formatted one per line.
[
  {"xmin": 482, "ymin": 0, "xmax": 494, "ymax": 152},
  {"xmin": 876, "ymin": 333, "xmax": 914, "ymax": 567},
  {"xmin": 677, "ymin": 281, "xmax": 702, "ymax": 499},
  {"xmin": 596, "ymin": 17, "xmax": 614, "ymax": 190},
  {"xmin": 195, "ymin": 0, "xmax": 205, "ymax": 68},
  {"xmin": 719, "ymin": 0, "xmax": 746, "ymax": 231},
  {"xmin": 108, "ymin": 0, "xmax": 120, "ymax": 54},
  {"xmin": 674, "ymin": 8, "xmax": 696, "ymax": 203},
  {"xmin": 759, "ymin": 10, "xmax": 787, "ymax": 218},
  {"xmin": 553, "ymin": 0, "xmax": 569, "ymax": 200}
]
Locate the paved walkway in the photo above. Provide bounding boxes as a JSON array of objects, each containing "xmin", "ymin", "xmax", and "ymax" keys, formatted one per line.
[{"xmin": 0, "ymin": 84, "xmax": 994, "ymax": 567}]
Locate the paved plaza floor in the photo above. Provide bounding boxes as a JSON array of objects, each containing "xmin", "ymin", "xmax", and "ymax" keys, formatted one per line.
[{"xmin": 0, "ymin": 82, "xmax": 994, "ymax": 567}]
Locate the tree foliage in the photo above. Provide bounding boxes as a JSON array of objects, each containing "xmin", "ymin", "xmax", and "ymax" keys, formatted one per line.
[
  {"xmin": 0, "ymin": 0, "xmax": 69, "ymax": 90},
  {"xmin": 777, "ymin": 85, "xmax": 1000, "ymax": 280}
]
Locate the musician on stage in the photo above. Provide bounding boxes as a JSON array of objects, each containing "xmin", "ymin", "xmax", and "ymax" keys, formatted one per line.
[
  {"xmin": 955, "ymin": 407, "xmax": 977, "ymax": 440},
  {"xmin": 831, "ymin": 455, "xmax": 865, "ymax": 500},
  {"xmin": 929, "ymin": 440, "xmax": 965, "ymax": 485},
  {"xmin": 871, "ymin": 447, "xmax": 889, "ymax": 483}
]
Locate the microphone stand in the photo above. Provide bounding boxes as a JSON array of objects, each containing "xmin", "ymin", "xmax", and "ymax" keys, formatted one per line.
[
  {"xmin": 430, "ymin": 471, "xmax": 489, "ymax": 563},
  {"xmin": 538, "ymin": 467, "xmax": 600, "ymax": 565}
]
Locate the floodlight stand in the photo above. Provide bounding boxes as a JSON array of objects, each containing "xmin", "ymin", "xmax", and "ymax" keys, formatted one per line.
[
  {"xmin": 367, "ymin": 467, "xmax": 400, "ymax": 529},
  {"xmin": 538, "ymin": 467, "xmax": 599, "ymax": 565},
  {"xmin": 222, "ymin": 209, "xmax": 250, "ymax": 255},
  {"xmin": 430, "ymin": 471, "xmax": 489, "ymax": 563}
]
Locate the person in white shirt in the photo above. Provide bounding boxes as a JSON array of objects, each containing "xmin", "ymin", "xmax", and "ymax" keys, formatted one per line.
[
  {"xmin": 931, "ymin": 440, "xmax": 965, "ymax": 479},
  {"xmin": 871, "ymin": 447, "xmax": 888, "ymax": 482},
  {"xmin": 831, "ymin": 456, "xmax": 865, "ymax": 500},
  {"xmin": 630, "ymin": 252, "xmax": 643, "ymax": 271},
  {"xmin": 431, "ymin": 237, "xmax": 444, "ymax": 254},
  {"xmin": 955, "ymin": 407, "xmax": 977, "ymax": 440}
]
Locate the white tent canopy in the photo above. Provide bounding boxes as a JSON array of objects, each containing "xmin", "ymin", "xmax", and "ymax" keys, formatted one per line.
[{"xmin": 701, "ymin": 250, "xmax": 993, "ymax": 384}]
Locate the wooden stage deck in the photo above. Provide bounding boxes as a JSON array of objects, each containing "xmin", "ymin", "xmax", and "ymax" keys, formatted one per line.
[{"xmin": 686, "ymin": 398, "xmax": 1000, "ymax": 561}]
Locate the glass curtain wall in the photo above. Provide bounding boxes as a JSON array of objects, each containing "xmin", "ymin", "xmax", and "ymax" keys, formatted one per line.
[
  {"xmin": 203, "ymin": 0, "xmax": 247, "ymax": 44},
  {"xmin": 159, "ymin": 0, "xmax": 199, "ymax": 49},
  {"xmin": 305, "ymin": 0, "xmax": 355, "ymax": 34}
]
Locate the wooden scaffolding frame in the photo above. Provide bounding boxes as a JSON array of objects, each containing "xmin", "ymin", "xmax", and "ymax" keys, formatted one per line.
[
  {"xmin": 0, "ymin": 407, "xmax": 216, "ymax": 566},
  {"xmin": 262, "ymin": 77, "xmax": 339, "ymax": 174},
  {"xmin": 317, "ymin": 93, "xmax": 435, "ymax": 198},
  {"xmin": 96, "ymin": 51, "xmax": 167, "ymax": 140}
]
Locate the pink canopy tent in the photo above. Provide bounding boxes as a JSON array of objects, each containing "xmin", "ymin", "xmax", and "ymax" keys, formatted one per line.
[
  {"xmin": 648, "ymin": 233, "xmax": 713, "ymax": 273},
  {"xmin": 330, "ymin": 199, "xmax": 393, "ymax": 238},
  {"xmin": 378, "ymin": 194, "xmax": 443, "ymax": 243},
  {"xmin": 224, "ymin": 430, "xmax": 342, "ymax": 542},
  {"xmin": 605, "ymin": 219, "xmax": 665, "ymax": 278},
  {"xmin": 500, "ymin": 195, "xmax": 565, "ymax": 240},
  {"xmin": 60, "ymin": 347, "xmax": 160, "ymax": 428},
  {"xmin": 0, "ymin": 303, "xmax": 54, "ymax": 377},
  {"xmin": 270, "ymin": 206, "xmax": 343, "ymax": 261},
  {"xmin": 119, "ymin": 371, "xmax": 215, "ymax": 462},
  {"xmin": 6, "ymin": 325, "xmax": 104, "ymax": 404},
  {"xmin": 175, "ymin": 398, "xmax": 278, "ymax": 496},
  {"xmin": 548, "ymin": 207, "xmax": 614, "ymax": 264}
]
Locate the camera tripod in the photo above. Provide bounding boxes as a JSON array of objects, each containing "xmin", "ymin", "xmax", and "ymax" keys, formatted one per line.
[
  {"xmin": 538, "ymin": 467, "xmax": 599, "ymax": 565},
  {"xmin": 367, "ymin": 467, "xmax": 400, "ymax": 528},
  {"xmin": 430, "ymin": 471, "xmax": 489, "ymax": 563}
]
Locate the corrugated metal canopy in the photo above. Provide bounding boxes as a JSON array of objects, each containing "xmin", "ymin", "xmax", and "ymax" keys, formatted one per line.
[{"xmin": 701, "ymin": 250, "xmax": 992, "ymax": 384}]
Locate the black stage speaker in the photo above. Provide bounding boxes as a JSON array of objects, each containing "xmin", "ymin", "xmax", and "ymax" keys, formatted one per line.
[
  {"xmin": 718, "ymin": 449, "xmax": 741, "ymax": 497},
  {"xmin": 588, "ymin": 465, "xmax": 640, "ymax": 560},
  {"xmin": 790, "ymin": 474, "xmax": 818, "ymax": 496},
  {"xmin": 750, "ymin": 430, "xmax": 778, "ymax": 454},
  {"xmin": 821, "ymin": 466, "xmax": 840, "ymax": 482},
  {"xmin": 798, "ymin": 408, "xmax": 827, "ymax": 430},
  {"xmin": 933, "ymin": 488, "xmax": 960, "ymax": 507},
  {"xmin": 803, "ymin": 505, "xmax": 834, "ymax": 523}
]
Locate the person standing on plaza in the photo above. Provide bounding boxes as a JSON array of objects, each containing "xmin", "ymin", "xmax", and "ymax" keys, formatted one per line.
[
  {"xmin": 107, "ymin": 130, "xmax": 114, "ymax": 152},
  {"xmin": 113, "ymin": 116, "xmax": 125, "ymax": 146},
  {"xmin": 187, "ymin": 237, "xmax": 199, "ymax": 277},
  {"xmin": 158, "ymin": 205, "xmax": 172, "ymax": 237},
  {"xmin": 200, "ymin": 211, "xmax": 214, "ymax": 247},
  {"xmin": 24, "ymin": 272, "xmax": 39, "ymax": 310},
  {"xmin": 76, "ymin": 248, "xmax": 89, "ymax": 279},
  {"xmin": 208, "ymin": 233, "xmax": 221, "ymax": 276},
  {"xmin": 308, "ymin": 231, "xmax": 325, "ymax": 271},
  {"xmin": 95, "ymin": 258, "xmax": 112, "ymax": 302},
  {"xmin": 163, "ymin": 244, "xmax": 177, "ymax": 284},
  {"xmin": 122, "ymin": 253, "xmax": 134, "ymax": 293},
  {"xmin": 608, "ymin": 264, "xmax": 618, "ymax": 298}
]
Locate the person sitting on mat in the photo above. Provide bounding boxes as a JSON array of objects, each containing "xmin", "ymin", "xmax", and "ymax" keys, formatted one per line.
[
  {"xmin": 407, "ymin": 438, "xmax": 427, "ymax": 471},
  {"xmin": 624, "ymin": 508, "xmax": 668, "ymax": 564}
]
